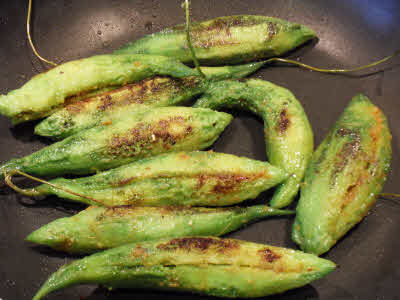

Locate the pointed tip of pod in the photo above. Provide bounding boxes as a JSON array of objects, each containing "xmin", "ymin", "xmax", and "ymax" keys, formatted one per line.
[
  {"xmin": 26, "ymin": 219, "xmax": 71, "ymax": 251},
  {"xmin": 33, "ymin": 121, "xmax": 51, "ymax": 136},
  {"xmin": 214, "ymin": 110, "xmax": 234, "ymax": 126},
  {"xmin": 34, "ymin": 116, "xmax": 65, "ymax": 139},
  {"xmin": 32, "ymin": 262, "xmax": 81, "ymax": 300},
  {"xmin": 350, "ymin": 93, "xmax": 372, "ymax": 104},
  {"xmin": 300, "ymin": 23, "xmax": 317, "ymax": 39},
  {"xmin": 304, "ymin": 255, "xmax": 336, "ymax": 283},
  {"xmin": 273, "ymin": 21, "xmax": 317, "ymax": 57},
  {"xmin": 25, "ymin": 228, "xmax": 52, "ymax": 247}
]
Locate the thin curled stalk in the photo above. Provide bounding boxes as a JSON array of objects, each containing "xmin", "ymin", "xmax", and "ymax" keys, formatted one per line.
[
  {"xmin": 263, "ymin": 50, "xmax": 400, "ymax": 74},
  {"xmin": 380, "ymin": 193, "xmax": 400, "ymax": 200},
  {"xmin": 184, "ymin": 0, "xmax": 206, "ymax": 79},
  {"xmin": 27, "ymin": 0, "xmax": 58, "ymax": 67},
  {"xmin": 3, "ymin": 169, "xmax": 108, "ymax": 207}
]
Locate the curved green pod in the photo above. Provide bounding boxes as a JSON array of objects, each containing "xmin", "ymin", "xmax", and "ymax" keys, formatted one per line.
[
  {"xmin": 29, "ymin": 151, "xmax": 288, "ymax": 206},
  {"xmin": 32, "ymin": 236, "xmax": 335, "ymax": 300},
  {"xmin": 0, "ymin": 54, "xmax": 199, "ymax": 124},
  {"xmin": 194, "ymin": 79, "xmax": 314, "ymax": 208},
  {"xmin": 292, "ymin": 94, "xmax": 392, "ymax": 256},
  {"xmin": 26, "ymin": 205, "xmax": 293, "ymax": 254},
  {"xmin": 115, "ymin": 15, "xmax": 316, "ymax": 65},
  {"xmin": 34, "ymin": 62, "xmax": 265, "ymax": 139},
  {"xmin": 0, "ymin": 107, "xmax": 232, "ymax": 180}
]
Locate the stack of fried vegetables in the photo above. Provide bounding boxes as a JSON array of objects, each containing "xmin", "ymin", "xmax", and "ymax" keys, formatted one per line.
[{"xmin": 0, "ymin": 6, "xmax": 392, "ymax": 300}]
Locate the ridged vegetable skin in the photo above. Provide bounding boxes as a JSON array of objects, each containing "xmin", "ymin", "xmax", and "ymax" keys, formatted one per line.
[
  {"xmin": 32, "ymin": 237, "xmax": 335, "ymax": 300},
  {"xmin": 34, "ymin": 62, "xmax": 266, "ymax": 139},
  {"xmin": 0, "ymin": 107, "xmax": 232, "ymax": 179},
  {"xmin": 0, "ymin": 54, "xmax": 198, "ymax": 123},
  {"xmin": 32, "ymin": 151, "xmax": 288, "ymax": 206},
  {"xmin": 194, "ymin": 79, "xmax": 314, "ymax": 208},
  {"xmin": 293, "ymin": 94, "xmax": 392, "ymax": 255},
  {"xmin": 26, "ymin": 205, "xmax": 293, "ymax": 253},
  {"xmin": 115, "ymin": 15, "xmax": 316, "ymax": 65}
]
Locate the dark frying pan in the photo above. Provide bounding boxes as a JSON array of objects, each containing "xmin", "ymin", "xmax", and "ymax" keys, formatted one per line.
[{"xmin": 0, "ymin": 0, "xmax": 399, "ymax": 299}]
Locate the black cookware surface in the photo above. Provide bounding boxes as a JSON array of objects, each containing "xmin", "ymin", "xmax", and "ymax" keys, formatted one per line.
[{"xmin": 0, "ymin": 1, "xmax": 399, "ymax": 299}]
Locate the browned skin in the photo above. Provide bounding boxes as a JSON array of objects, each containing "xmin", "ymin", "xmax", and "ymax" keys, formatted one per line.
[
  {"xmin": 196, "ymin": 173, "xmax": 264, "ymax": 193},
  {"xmin": 110, "ymin": 171, "xmax": 268, "ymax": 198},
  {"xmin": 173, "ymin": 17, "xmax": 280, "ymax": 49},
  {"xmin": 330, "ymin": 129, "xmax": 361, "ymax": 187},
  {"xmin": 63, "ymin": 76, "xmax": 201, "ymax": 115},
  {"xmin": 277, "ymin": 108, "xmax": 290, "ymax": 134},
  {"xmin": 106, "ymin": 116, "xmax": 191, "ymax": 158},
  {"xmin": 328, "ymin": 107, "xmax": 388, "ymax": 231},
  {"xmin": 156, "ymin": 237, "xmax": 240, "ymax": 252},
  {"xmin": 268, "ymin": 22, "xmax": 278, "ymax": 38},
  {"xmin": 257, "ymin": 248, "xmax": 281, "ymax": 263}
]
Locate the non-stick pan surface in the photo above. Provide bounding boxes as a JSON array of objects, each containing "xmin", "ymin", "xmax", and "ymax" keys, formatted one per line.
[{"xmin": 0, "ymin": 0, "xmax": 399, "ymax": 299}]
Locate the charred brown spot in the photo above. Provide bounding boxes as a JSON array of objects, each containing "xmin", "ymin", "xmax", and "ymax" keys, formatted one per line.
[
  {"xmin": 258, "ymin": 248, "xmax": 281, "ymax": 263},
  {"xmin": 117, "ymin": 177, "xmax": 137, "ymax": 186},
  {"xmin": 340, "ymin": 184, "xmax": 359, "ymax": 210},
  {"xmin": 336, "ymin": 127, "xmax": 354, "ymax": 137},
  {"xmin": 268, "ymin": 22, "xmax": 278, "ymax": 39},
  {"xmin": 277, "ymin": 108, "xmax": 290, "ymax": 133},
  {"xmin": 213, "ymin": 174, "xmax": 252, "ymax": 194},
  {"xmin": 330, "ymin": 132, "xmax": 361, "ymax": 186},
  {"xmin": 101, "ymin": 120, "xmax": 113, "ymax": 126},
  {"xmin": 132, "ymin": 245, "xmax": 147, "ymax": 258},
  {"xmin": 98, "ymin": 95, "xmax": 114, "ymax": 111},
  {"xmin": 196, "ymin": 173, "xmax": 265, "ymax": 194},
  {"xmin": 106, "ymin": 116, "xmax": 192, "ymax": 158},
  {"xmin": 64, "ymin": 87, "xmax": 124, "ymax": 115},
  {"xmin": 157, "ymin": 237, "xmax": 239, "ymax": 252}
]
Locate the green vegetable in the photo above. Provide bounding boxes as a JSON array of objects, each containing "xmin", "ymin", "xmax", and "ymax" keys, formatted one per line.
[
  {"xmin": 27, "ymin": 204, "xmax": 293, "ymax": 254},
  {"xmin": 0, "ymin": 54, "xmax": 199, "ymax": 124},
  {"xmin": 115, "ymin": 15, "xmax": 316, "ymax": 65},
  {"xmin": 35, "ymin": 62, "xmax": 265, "ymax": 139},
  {"xmin": 292, "ymin": 94, "xmax": 392, "ymax": 255},
  {"xmin": 32, "ymin": 236, "xmax": 335, "ymax": 300},
  {"xmin": 26, "ymin": 151, "xmax": 288, "ymax": 206},
  {"xmin": 0, "ymin": 107, "xmax": 231, "ymax": 180},
  {"xmin": 194, "ymin": 79, "xmax": 313, "ymax": 208}
]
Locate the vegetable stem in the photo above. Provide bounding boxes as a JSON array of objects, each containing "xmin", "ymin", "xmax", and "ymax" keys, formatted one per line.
[
  {"xmin": 264, "ymin": 50, "xmax": 400, "ymax": 74},
  {"xmin": 27, "ymin": 0, "xmax": 58, "ymax": 67},
  {"xmin": 184, "ymin": 0, "xmax": 206, "ymax": 78},
  {"xmin": 3, "ymin": 169, "xmax": 108, "ymax": 206}
]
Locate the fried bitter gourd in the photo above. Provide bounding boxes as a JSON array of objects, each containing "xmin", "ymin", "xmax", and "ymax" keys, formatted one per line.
[
  {"xmin": 292, "ymin": 94, "xmax": 392, "ymax": 255},
  {"xmin": 0, "ymin": 107, "xmax": 232, "ymax": 179},
  {"xmin": 0, "ymin": 54, "xmax": 199, "ymax": 124},
  {"xmin": 33, "ymin": 236, "xmax": 335, "ymax": 300},
  {"xmin": 34, "ymin": 62, "xmax": 265, "ymax": 139},
  {"xmin": 28, "ymin": 151, "xmax": 288, "ymax": 206},
  {"xmin": 27, "ymin": 204, "xmax": 293, "ymax": 254},
  {"xmin": 194, "ymin": 79, "xmax": 313, "ymax": 208},
  {"xmin": 115, "ymin": 15, "xmax": 316, "ymax": 65}
]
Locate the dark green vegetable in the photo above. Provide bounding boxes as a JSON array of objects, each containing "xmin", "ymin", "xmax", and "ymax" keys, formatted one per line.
[
  {"xmin": 0, "ymin": 107, "xmax": 232, "ymax": 180},
  {"xmin": 32, "ymin": 236, "xmax": 335, "ymax": 300},
  {"xmin": 0, "ymin": 54, "xmax": 199, "ymax": 124},
  {"xmin": 27, "ymin": 204, "xmax": 293, "ymax": 254},
  {"xmin": 24, "ymin": 151, "xmax": 288, "ymax": 206},
  {"xmin": 115, "ymin": 15, "xmax": 316, "ymax": 65},
  {"xmin": 34, "ymin": 62, "xmax": 265, "ymax": 139},
  {"xmin": 292, "ymin": 94, "xmax": 392, "ymax": 255},
  {"xmin": 194, "ymin": 79, "xmax": 313, "ymax": 208}
]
